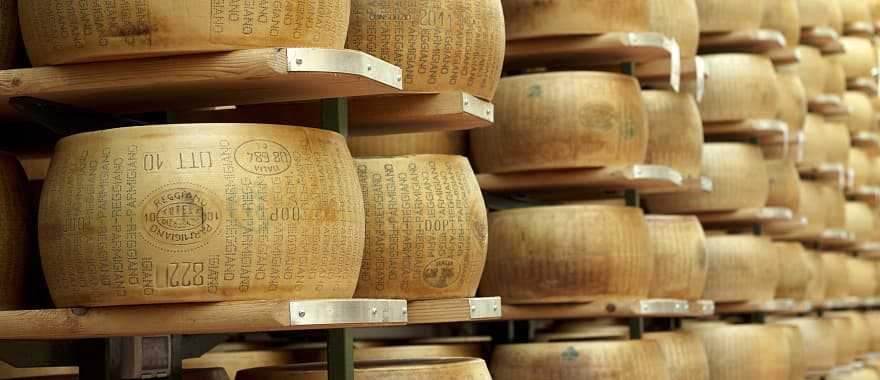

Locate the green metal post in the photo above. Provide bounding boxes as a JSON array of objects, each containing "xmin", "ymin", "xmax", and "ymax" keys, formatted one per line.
[
  {"xmin": 624, "ymin": 189, "xmax": 640, "ymax": 208},
  {"xmin": 322, "ymin": 98, "xmax": 349, "ymax": 137},
  {"xmin": 328, "ymin": 329, "xmax": 354, "ymax": 380}
]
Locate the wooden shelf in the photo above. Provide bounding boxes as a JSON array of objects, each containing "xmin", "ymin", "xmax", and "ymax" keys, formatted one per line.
[
  {"xmin": 767, "ymin": 47, "xmax": 801, "ymax": 65},
  {"xmin": 501, "ymin": 299, "xmax": 712, "ymax": 321},
  {"xmin": 477, "ymin": 165, "xmax": 684, "ymax": 200},
  {"xmin": 862, "ymin": 297, "xmax": 880, "ymax": 308},
  {"xmin": 703, "ymin": 119, "xmax": 788, "ymax": 142},
  {"xmin": 849, "ymin": 77, "xmax": 878, "ymax": 96},
  {"xmin": 852, "ymin": 132, "xmax": 880, "ymax": 150},
  {"xmin": 798, "ymin": 162, "xmax": 847, "ymax": 186},
  {"xmin": 637, "ymin": 56, "xmax": 705, "ymax": 99},
  {"xmin": 695, "ymin": 207, "xmax": 794, "ymax": 228},
  {"xmin": 808, "ymin": 94, "xmax": 849, "ymax": 116},
  {"xmin": 819, "ymin": 297, "xmax": 862, "ymax": 310},
  {"xmin": 698, "ymin": 29, "xmax": 787, "ymax": 55},
  {"xmin": 800, "ymin": 27, "xmax": 840, "ymax": 48},
  {"xmin": 777, "ymin": 228, "xmax": 856, "ymax": 248},
  {"xmin": 174, "ymin": 92, "xmax": 493, "ymax": 136},
  {"xmin": 715, "ymin": 299, "xmax": 813, "ymax": 315},
  {"xmin": 0, "ymin": 48, "xmax": 403, "ymax": 121},
  {"xmin": 847, "ymin": 186, "xmax": 880, "ymax": 207},
  {"xmin": 763, "ymin": 214, "xmax": 809, "ymax": 234},
  {"xmin": 505, "ymin": 32, "xmax": 679, "ymax": 87},
  {"xmin": 856, "ymin": 243, "xmax": 880, "ymax": 257},
  {"xmin": 407, "ymin": 297, "xmax": 502, "ymax": 325},
  {"xmin": 845, "ymin": 21, "xmax": 876, "ymax": 37}
]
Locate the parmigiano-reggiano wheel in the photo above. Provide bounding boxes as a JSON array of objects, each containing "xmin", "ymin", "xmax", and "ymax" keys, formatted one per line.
[
  {"xmin": 501, "ymin": 0, "xmax": 650, "ymax": 41},
  {"xmin": 831, "ymin": 0, "xmax": 848, "ymax": 33},
  {"xmin": 789, "ymin": 46, "xmax": 827, "ymax": 100},
  {"xmin": 763, "ymin": 0, "xmax": 802, "ymax": 48},
  {"xmin": 864, "ymin": 312, "xmax": 880, "ymax": 351},
  {"xmin": 822, "ymin": 254, "xmax": 852, "ymax": 299},
  {"xmin": 847, "ymin": 258, "xmax": 878, "ymax": 297},
  {"xmin": 699, "ymin": 54, "xmax": 780, "ymax": 123},
  {"xmin": 643, "ymin": 332, "xmax": 710, "ymax": 380},
  {"xmin": 825, "ymin": 57, "xmax": 848, "ymax": 96},
  {"xmin": 804, "ymin": 250, "xmax": 827, "ymax": 302},
  {"xmin": 825, "ymin": 122, "xmax": 853, "ymax": 166},
  {"xmin": 694, "ymin": 0, "xmax": 764, "ymax": 33},
  {"xmin": 18, "ymin": 1, "xmax": 349, "ymax": 67},
  {"xmin": 238, "ymin": 358, "xmax": 492, "ymax": 380},
  {"xmin": 802, "ymin": 115, "xmax": 829, "ymax": 166},
  {"xmin": 184, "ymin": 350, "xmax": 294, "ymax": 379},
  {"xmin": 39, "ymin": 124, "xmax": 365, "ymax": 307},
  {"xmin": 822, "ymin": 183, "xmax": 847, "ymax": 229},
  {"xmin": 850, "ymin": 148, "xmax": 872, "ymax": 189},
  {"xmin": 346, "ymin": 0, "xmax": 505, "ymax": 101},
  {"xmin": 347, "ymin": 132, "xmax": 468, "ymax": 158},
  {"xmin": 643, "ymin": 91, "xmax": 704, "ymax": 181},
  {"xmin": 840, "ymin": 0, "xmax": 875, "ymax": 25},
  {"xmin": 490, "ymin": 341, "xmax": 672, "ymax": 380},
  {"xmin": 797, "ymin": 0, "xmax": 840, "ymax": 28},
  {"xmin": 774, "ymin": 317, "xmax": 837, "ymax": 373},
  {"xmin": 0, "ymin": 362, "xmax": 77, "ymax": 379},
  {"xmin": 846, "ymin": 202, "xmax": 876, "ymax": 241},
  {"xmin": 353, "ymin": 155, "xmax": 487, "ymax": 300},
  {"xmin": 829, "ymin": 311, "xmax": 871, "ymax": 355},
  {"xmin": 839, "ymin": 37, "xmax": 879, "ymax": 78},
  {"xmin": 784, "ymin": 180, "xmax": 828, "ymax": 238},
  {"xmin": 844, "ymin": 369, "xmax": 880, "ymax": 380},
  {"xmin": 870, "ymin": 0, "xmax": 880, "ymax": 20},
  {"xmin": 870, "ymin": 156, "xmax": 880, "ymax": 186},
  {"xmin": 827, "ymin": 315, "xmax": 858, "ymax": 364},
  {"xmin": 470, "ymin": 72, "xmax": 648, "ymax": 174},
  {"xmin": 646, "ymin": 216, "xmax": 707, "ymax": 301},
  {"xmin": 775, "ymin": 324, "xmax": 806, "ymax": 380},
  {"xmin": 349, "ymin": 344, "xmax": 484, "ymax": 362},
  {"xmin": 776, "ymin": 73, "xmax": 808, "ymax": 133},
  {"xmin": 702, "ymin": 235, "xmax": 779, "ymax": 303},
  {"xmin": 833, "ymin": 92, "xmax": 876, "ymax": 134},
  {"xmin": 774, "ymin": 242, "xmax": 813, "ymax": 300},
  {"xmin": 478, "ymin": 205, "xmax": 651, "ymax": 304},
  {"xmin": 0, "ymin": 152, "xmax": 31, "ymax": 311},
  {"xmin": 644, "ymin": 144, "xmax": 769, "ymax": 214},
  {"xmin": 766, "ymin": 159, "xmax": 802, "ymax": 213},
  {"xmin": 694, "ymin": 325, "xmax": 792, "ymax": 380},
  {"xmin": 650, "ymin": 0, "xmax": 701, "ymax": 58}
]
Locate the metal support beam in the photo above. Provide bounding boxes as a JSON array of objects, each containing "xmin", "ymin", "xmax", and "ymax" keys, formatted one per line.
[
  {"xmin": 321, "ymin": 98, "xmax": 349, "ymax": 137},
  {"xmin": 745, "ymin": 313, "xmax": 766, "ymax": 324},
  {"xmin": 752, "ymin": 223, "xmax": 764, "ymax": 236},
  {"xmin": 628, "ymin": 318, "xmax": 645, "ymax": 340},
  {"xmin": 328, "ymin": 329, "xmax": 354, "ymax": 380},
  {"xmin": 624, "ymin": 189, "xmax": 640, "ymax": 208},
  {"xmin": 620, "ymin": 62, "xmax": 637, "ymax": 76}
]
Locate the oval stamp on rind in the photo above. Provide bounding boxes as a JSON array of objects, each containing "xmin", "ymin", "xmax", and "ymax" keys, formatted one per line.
[
  {"xmin": 142, "ymin": 186, "xmax": 222, "ymax": 248},
  {"xmin": 422, "ymin": 258, "xmax": 462, "ymax": 289},
  {"xmin": 234, "ymin": 139, "xmax": 292, "ymax": 176}
]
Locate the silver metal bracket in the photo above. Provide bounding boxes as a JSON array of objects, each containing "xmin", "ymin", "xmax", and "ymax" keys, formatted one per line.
[
  {"xmin": 638, "ymin": 299, "xmax": 689, "ymax": 315},
  {"xmin": 468, "ymin": 297, "xmax": 503, "ymax": 320},
  {"xmin": 290, "ymin": 299, "xmax": 408, "ymax": 326}
]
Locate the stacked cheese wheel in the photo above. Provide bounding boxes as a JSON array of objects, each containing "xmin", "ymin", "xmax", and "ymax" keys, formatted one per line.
[
  {"xmin": 183, "ymin": 349, "xmax": 295, "ymax": 379},
  {"xmin": 835, "ymin": 92, "xmax": 876, "ymax": 134},
  {"xmin": 804, "ymin": 250, "xmax": 828, "ymax": 302},
  {"xmin": 491, "ymin": 341, "xmax": 672, "ymax": 380},
  {"xmin": 650, "ymin": 0, "xmax": 701, "ymax": 58},
  {"xmin": 0, "ymin": 153, "xmax": 31, "ymax": 311},
  {"xmin": 825, "ymin": 57, "xmax": 848, "ymax": 96},
  {"xmin": 694, "ymin": 0, "xmax": 764, "ymax": 33},
  {"xmin": 643, "ymin": 91, "xmax": 704, "ymax": 181},
  {"xmin": 766, "ymin": 160, "xmax": 802, "ymax": 212},
  {"xmin": 39, "ymin": 124, "xmax": 365, "ymax": 307},
  {"xmin": 347, "ymin": 0, "xmax": 505, "ymax": 100},
  {"xmin": 238, "ymin": 359, "xmax": 492, "ymax": 380},
  {"xmin": 643, "ymin": 332, "xmax": 711, "ymax": 380},
  {"xmin": 847, "ymin": 258, "xmax": 878, "ymax": 297},
  {"xmin": 502, "ymin": 0, "xmax": 650, "ymax": 39},
  {"xmin": 699, "ymin": 55, "xmax": 780, "ymax": 123},
  {"xmin": 823, "ymin": 254, "xmax": 852, "ymax": 299},
  {"xmin": 849, "ymin": 149, "xmax": 873, "ymax": 188},
  {"xmin": 479, "ymin": 205, "xmax": 651, "ymax": 304},
  {"xmin": 694, "ymin": 325, "xmax": 793, "ymax": 380},
  {"xmin": 471, "ymin": 72, "xmax": 648, "ymax": 174},
  {"xmin": 827, "ymin": 315, "xmax": 858, "ymax": 365},
  {"xmin": 701, "ymin": 235, "xmax": 779, "ymax": 303},
  {"xmin": 354, "ymin": 155, "xmax": 487, "ymax": 300},
  {"xmin": 645, "ymin": 215, "xmax": 707, "ymax": 301},
  {"xmin": 775, "ymin": 317, "xmax": 837, "ymax": 373},
  {"xmin": 839, "ymin": 37, "xmax": 878, "ymax": 78},
  {"xmin": 846, "ymin": 201, "xmax": 877, "ymax": 241},
  {"xmin": 776, "ymin": 73, "xmax": 808, "ymax": 133},
  {"xmin": 786, "ymin": 46, "xmax": 827, "ymax": 100},
  {"xmin": 798, "ymin": 0, "xmax": 843, "ymax": 30},
  {"xmin": 19, "ymin": 0, "xmax": 351, "ymax": 66},
  {"xmin": 762, "ymin": 0, "xmax": 802, "ymax": 47},
  {"xmin": 773, "ymin": 242, "xmax": 813, "ymax": 300}
]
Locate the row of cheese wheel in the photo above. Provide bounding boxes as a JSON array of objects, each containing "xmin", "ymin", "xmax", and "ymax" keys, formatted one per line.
[
  {"xmin": 0, "ymin": 123, "xmax": 492, "ymax": 308},
  {"xmin": 0, "ymin": 0, "xmax": 507, "ymax": 101},
  {"xmin": 479, "ymin": 203, "xmax": 880, "ymax": 304}
]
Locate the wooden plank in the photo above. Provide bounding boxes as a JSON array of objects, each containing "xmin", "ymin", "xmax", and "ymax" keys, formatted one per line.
[
  {"xmin": 845, "ymin": 21, "xmax": 876, "ymax": 37},
  {"xmin": 501, "ymin": 299, "xmax": 700, "ymax": 320},
  {"xmin": 703, "ymin": 119, "xmax": 788, "ymax": 142},
  {"xmin": 851, "ymin": 132, "xmax": 880, "ymax": 150},
  {"xmin": 698, "ymin": 29, "xmax": 787, "ymax": 54},
  {"xmin": 696, "ymin": 207, "xmax": 794, "ymax": 227},
  {"xmin": 798, "ymin": 163, "xmax": 847, "ymax": 187},
  {"xmin": 407, "ymin": 297, "xmax": 502, "ymax": 325},
  {"xmin": 808, "ymin": 94, "xmax": 849, "ymax": 116},
  {"xmin": 174, "ymin": 92, "xmax": 493, "ymax": 136},
  {"xmin": 800, "ymin": 27, "xmax": 839, "ymax": 48},
  {"xmin": 767, "ymin": 47, "xmax": 801, "ymax": 65},
  {"xmin": 637, "ymin": 57, "xmax": 705, "ymax": 101},
  {"xmin": 0, "ymin": 48, "xmax": 402, "ymax": 121},
  {"xmin": 715, "ymin": 299, "xmax": 812, "ymax": 315},
  {"xmin": 0, "ymin": 300, "xmax": 408, "ymax": 340},
  {"xmin": 849, "ymin": 77, "xmax": 878, "ymax": 96},
  {"xmin": 505, "ymin": 32, "xmax": 679, "ymax": 74},
  {"xmin": 775, "ymin": 228, "xmax": 856, "ymax": 247},
  {"xmin": 847, "ymin": 186, "xmax": 880, "ymax": 207},
  {"xmin": 477, "ymin": 165, "xmax": 683, "ymax": 198}
]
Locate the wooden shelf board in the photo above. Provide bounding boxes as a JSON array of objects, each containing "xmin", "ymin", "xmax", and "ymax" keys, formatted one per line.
[
  {"xmin": 500, "ymin": 299, "xmax": 708, "ymax": 321},
  {"xmin": 808, "ymin": 94, "xmax": 849, "ymax": 116},
  {"xmin": 800, "ymin": 27, "xmax": 839, "ymax": 48},
  {"xmin": 714, "ymin": 299, "xmax": 812, "ymax": 315},
  {"xmin": 821, "ymin": 40, "xmax": 846, "ymax": 55},
  {"xmin": 857, "ymin": 243, "xmax": 880, "ymax": 257},
  {"xmin": 763, "ymin": 214, "xmax": 809, "ymax": 234},
  {"xmin": 798, "ymin": 163, "xmax": 847, "ymax": 187},
  {"xmin": 767, "ymin": 47, "xmax": 801, "ymax": 65},
  {"xmin": 505, "ymin": 32, "xmax": 679, "ymax": 83},
  {"xmin": 852, "ymin": 132, "xmax": 880, "ymax": 149},
  {"xmin": 695, "ymin": 207, "xmax": 794, "ymax": 227},
  {"xmin": 698, "ymin": 29, "xmax": 787, "ymax": 54},
  {"xmin": 818, "ymin": 297, "xmax": 862, "ymax": 310},
  {"xmin": 703, "ymin": 119, "xmax": 788, "ymax": 142},
  {"xmin": 845, "ymin": 21, "xmax": 876, "ymax": 37},
  {"xmin": 848, "ymin": 77, "xmax": 878, "ymax": 96},
  {"xmin": 776, "ymin": 228, "xmax": 856, "ymax": 247},
  {"xmin": 0, "ymin": 48, "xmax": 403, "ymax": 121},
  {"xmin": 477, "ymin": 165, "xmax": 684, "ymax": 199},
  {"xmin": 636, "ymin": 56, "xmax": 703, "ymax": 96},
  {"xmin": 174, "ymin": 92, "xmax": 493, "ymax": 136},
  {"xmin": 407, "ymin": 297, "xmax": 502, "ymax": 325},
  {"xmin": 847, "ymin": 186, "xmax": 880, "ymax": 207}
]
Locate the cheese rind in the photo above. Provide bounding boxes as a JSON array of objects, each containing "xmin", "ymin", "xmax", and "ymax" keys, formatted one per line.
[
  {"xmin": 699, "ymin": 54, "xmax": 779, "ymax": 123},
  {"xmin": 646, "ymin": 215, "xmax": 707, "ymax": 301}
]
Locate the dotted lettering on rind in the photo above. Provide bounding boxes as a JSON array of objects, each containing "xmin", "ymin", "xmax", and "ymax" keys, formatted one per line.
[{"xmin": 234, "ymin": 139, "xmax": 292, "ymax": 176}]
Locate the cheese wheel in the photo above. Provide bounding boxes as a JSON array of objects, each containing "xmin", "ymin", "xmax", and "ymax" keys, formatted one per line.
[
  {"xmin": 479, "ymin": 205, "xmax": 651, "ymax": 304},
  {"xmin": 825, "ymin": 122, "xmax": 853, "ymax": 166},
  {"xmin": 776, "ymin": 73, "xmax": 808, "ymax": 133},
  {"xmin": 763, "ymin": 0, "xmax": 802, "ymax": 48},
  {"xmin": 766, "ymin": 159, "xmax": 802, "ymax": 212},
  {"xmin": 827, "ymin": 315, "xmax": 858, "ymax": 364},
  {"xmin": 353, "ymin": 155, "xmax": 487, "ymax": 300},
  {"xmin": 490, "ymin": 341, "xmax": 672, "ymax": 380},
  {"xmin": 822, "ymin": 254, "xmax": 852, "ymax": 299},
  {"xmin": 822, "ymin": 183, "xmax": 847, "ymax": 229},
  {"xmin": 791, "ymin": 46, "xmax": 828, "ymax": 100},
  {"xmin": 238, "ymin": 358, "xmax": 492, "ymax": 380},
  {"xmin": 865, "ymin": 312, "xmax": 880, "ymax": 351},
  {"xmin": 797, "ymin": 0, "xmax": 840, "ymax": 28},
  {"xmin": 0, "ymin": 153, "xmax": 31, "ymax": 311},
  {"xmin": 501, "ymin": 0, "xmax": 650, "ymax": 40},
  {"xmin": 831, "ymin": 0, "xmax": 848, "ymax": 33},
  {"xmin": 643, "ymin": 91, "xmax": 704, "ymax": 181},
  {"xmin": 695, "ymin": 325, "xmax": 791, "ymax": 380},
  {"xmin": 643, "ymin": 332, "xmax": 709, "ymax": 380},
  {"xmin": 871, "ymin": 0, "xmax": 880, "ymax": 20},
  {"xmin": 802, "ymin": 114, "xmax": 829, "ymax": 166},
  {"xmin": 18, "ymin": 1, "xmax": 349, "ymax": 67},
  {"xmin": 825, "ymin": 58, "xmax": 848, "ymax": 96},
  {"xmin": 470, "ymin": 72, "xmax": 648, "ymax": 174},
  {"xmin": 699, "ymin": 54, "xmax": 780, "ymax": 123},
  {"xmin": 184, "ymin": 350, "xmax": 296, "ymax": 379},
  {"xmin": 871, "ymin": 156, "xmax": 880, "ymax": 186},
  {"xmin": 786, "ymin": 180, "xmax": 828, "ymax": 237},
  {"xmin": 644, "ymin": 144, "xmax": 769, "ymax": 214},
  {"xmin": 650, "ymin": 0, "xmax": 701, "ymax": 58},
  {"xmin": 830, "ymin": 311, "xmax": 872, "ymax": 355},
  {"xmin": 775, "ymin": 317, "xmax": 837, "ymax": 372},
  {"xmin": 840, "ymin": 0, "xmax": 875, "ymax": 24},
  {"xmin": 846, "ymin": 202, "xmax": 876, "ymax": 241},
  {"xmin": 351, "ymin": 344, "xmax": 483, "ymax": 361},
  {"xmin": 702, "ymin": 235, "xmax": 779, "ymax": 303},
  {"xmin": 837, "ymin": 92, "xmax": 876, "ymax": 133},
  {"xmin": 775, "ymin": 324, "xmax": 806, "ymax": 380},
  {"xmin": 694, "ymin": 0, "xmax": 764, "ymax": 33},
  {"xmin": 17, "ymin": 368, "xmax": 229, "ymax": 380},
  {"xmin": 839, "ymin": 37, "xmax": 878, "ymax": 78},
  {"xmin": 847, "ymin": 369, "xmax": 880, "ymax": 380},
  {"xmin": 348, "ymin": 132, "xmax": 468, "ymax": 158},
  {"xmin": 346, "ymin": 0, "xmax": 505, "ymax": 101},
  {"xmin": 646, "ymin": 216, "xmax": 707, "ymax": 301},
  {"xmin": 39, "ymin": 124, "xmax": 365, "ymax": 307},
  {"xmin": 0, "ymin": 362, "xmax": 77, "ymax": 379},
  {"xmin": 774, "ymin": 242, "xmax": 813, "ymax": 300},
  {"xmin": 804, "ymin": 250, "xmax": 828, "ymax": 302},
  {"xmin": 847, "ymin": 258, "xmax": 878, "ymax": 297},
  {"xmin": 850, "ymin": 149, "xmax": 872, "ymax": 188}
]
